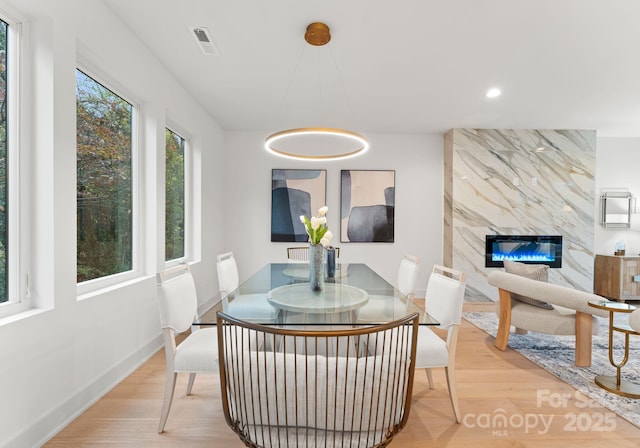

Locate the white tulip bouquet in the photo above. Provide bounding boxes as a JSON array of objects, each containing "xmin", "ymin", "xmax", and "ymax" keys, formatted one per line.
[{"xmin": 300, "ymin": 206, "xmax": 333, "ymax": 246}]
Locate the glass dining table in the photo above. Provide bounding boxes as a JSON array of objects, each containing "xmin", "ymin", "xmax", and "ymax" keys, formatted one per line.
[{"xmin": 195, "ymin": 263, "xmax": 439, "ymax": 327}]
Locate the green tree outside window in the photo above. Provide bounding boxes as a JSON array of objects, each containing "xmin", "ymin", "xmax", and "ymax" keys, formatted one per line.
[
  {"xmin": 76, "ymin": 70, "xmax": 133, "ymax": 283},
  {"xmin": 165, "ymin": 129, "xmax": 185, "ymax": 261}
]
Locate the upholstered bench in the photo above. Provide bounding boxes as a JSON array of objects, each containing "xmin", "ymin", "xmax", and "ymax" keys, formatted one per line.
[{"xmin": 487, "ymin": 270, "xmax": 610, "ymax": 367}]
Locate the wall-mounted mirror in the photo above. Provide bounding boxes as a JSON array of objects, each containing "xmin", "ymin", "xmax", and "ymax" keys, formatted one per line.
[{"xmin": 600, "ymin": 191, "xmax": 633, "ymax": 228}]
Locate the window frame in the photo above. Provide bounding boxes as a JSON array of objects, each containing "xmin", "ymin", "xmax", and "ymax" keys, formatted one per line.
[
  {"xmin": 75, "ymin": 61, "xmax": 142, "ymax": 297},
  {"xmin": 0, "ymin": 8, "xmax": 25, "ymax": 319},
  {"xmin": 164, "ymin": 121, "xmax": 191, "ymax": 267}
]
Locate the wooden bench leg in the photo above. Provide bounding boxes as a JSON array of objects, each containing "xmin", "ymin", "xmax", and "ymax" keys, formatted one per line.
[
  {"xmin": 494, "ymin": 289, "xmax": 512, "ymax": 351},
  {"xmin": 575, "ymin": 311, "xmax": 592, "ymax": 367}
]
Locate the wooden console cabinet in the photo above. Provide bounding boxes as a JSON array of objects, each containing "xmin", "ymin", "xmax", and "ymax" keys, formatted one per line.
[{"xmin": 594, "ymin": 254, "xmax": 640, "ymax": 301}]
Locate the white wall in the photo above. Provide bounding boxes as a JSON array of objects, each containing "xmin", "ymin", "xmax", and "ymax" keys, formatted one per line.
[
  {"xmin": 594, "ymin": 137, "xmax": 640, "ymax": 256},
  {"xmin": 223, "ymin": 131, "xmax": 444, "ymax": 293},
  {"xmin": 0, "ymin": 1, "xmax": 225, "ymax": 447}
]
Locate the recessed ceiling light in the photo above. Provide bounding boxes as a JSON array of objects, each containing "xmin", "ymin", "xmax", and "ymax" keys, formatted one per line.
[{"xmin": 486, "ymin": 87, "xmax": 501, "ymax": 98}]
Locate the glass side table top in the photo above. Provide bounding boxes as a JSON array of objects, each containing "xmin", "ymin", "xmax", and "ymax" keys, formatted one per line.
[{"xmin": 588, "ymin": 299, "xmax": 637, "ymax": 313}]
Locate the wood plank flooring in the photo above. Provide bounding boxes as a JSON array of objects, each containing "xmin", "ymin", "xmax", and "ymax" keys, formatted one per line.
[{"xmin": 45, "ymin": 303, "xmax": 640, "ymax": 447}]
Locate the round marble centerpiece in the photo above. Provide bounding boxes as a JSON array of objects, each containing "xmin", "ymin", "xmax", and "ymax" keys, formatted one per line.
[{"xmin": 267, "ymin": 283, "xmax": 368, "ymax": 314}]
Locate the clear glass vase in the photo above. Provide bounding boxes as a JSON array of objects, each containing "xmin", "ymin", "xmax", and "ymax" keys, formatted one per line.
[{"xmin": 309, "ymin": 243, "xmax": 325, "ymax": 291}]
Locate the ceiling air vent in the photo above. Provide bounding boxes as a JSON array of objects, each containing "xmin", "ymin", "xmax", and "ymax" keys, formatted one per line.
[{"xmin": 189, "ymin": 26, "xmax": 218, "ymax": 56}]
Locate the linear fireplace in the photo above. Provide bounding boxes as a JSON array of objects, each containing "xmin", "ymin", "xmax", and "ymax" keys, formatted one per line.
[{"xmin": 485, "ymin": 235, "xmax": 563, "ymax": 268}]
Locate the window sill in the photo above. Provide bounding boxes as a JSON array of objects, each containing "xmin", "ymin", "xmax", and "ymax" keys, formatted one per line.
[
  {"xmin": 77, "ymin": 273, "xmax": 155, "ymax": 301},
  {"xmin": 0, "ymin": 307, "xmax": 50, "ymax": 328}
]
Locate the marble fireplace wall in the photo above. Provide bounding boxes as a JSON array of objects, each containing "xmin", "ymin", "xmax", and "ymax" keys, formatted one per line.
[{"xmin": 444, "ymin": 129, "xmax": 596, "ymax": 301}]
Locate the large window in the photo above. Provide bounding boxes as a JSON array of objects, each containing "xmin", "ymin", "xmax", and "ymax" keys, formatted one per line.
[
  {"xmin": 76, "ymin": 69, "xmax": 133, "ymax": 283},
  {"xmin": 165, "ymin": 128, "xmax": 185, "ymax": 261},
  {"xmin": 0, "ymin": 11, "xmax": 22, "ymax": 314},
  {"xmin": 0, "ymin": 19, "xmax": 8, "ymax": 302}
]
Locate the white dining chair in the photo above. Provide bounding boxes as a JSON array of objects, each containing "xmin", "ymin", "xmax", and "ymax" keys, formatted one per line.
[
  {"xmin": 415, "ymin": 264, "xmax": 466, "ymax": 423},
  {"xmin": 156, "ymin": 264, "xmax": 218, "ymax": 433},
  {"xmin": 216, "ymin": 252, "xmax": 278, "ymax": 323},
  {"xmin": 356, "ymin": 254, "xmax": 419, "ymax": 322}
]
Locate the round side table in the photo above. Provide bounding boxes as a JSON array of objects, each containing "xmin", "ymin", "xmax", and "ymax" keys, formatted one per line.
[{"xmin": 588, "ymin": 299, "xmax": 640, "ymax": 398}]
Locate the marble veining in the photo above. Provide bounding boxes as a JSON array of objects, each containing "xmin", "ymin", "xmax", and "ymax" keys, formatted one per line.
[{"xmin": 444, "ymin": 129, "xmax": 596, "ymax": 301}]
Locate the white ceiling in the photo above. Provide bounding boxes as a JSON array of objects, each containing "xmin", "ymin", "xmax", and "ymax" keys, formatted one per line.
[{"xmin": 103, "ymin": 0, "xmax": 640, "ymax": 137}]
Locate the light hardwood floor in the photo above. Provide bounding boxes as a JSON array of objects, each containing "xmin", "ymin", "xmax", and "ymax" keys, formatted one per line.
[{"xmin": 45, "ymin": 303, "xmax": 640, "ymax": 447}]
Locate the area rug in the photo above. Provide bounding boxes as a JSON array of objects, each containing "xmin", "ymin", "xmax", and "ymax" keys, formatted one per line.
[{"xmin": 463, "ymin": 312, "xmax": 640, "ymax": 429}]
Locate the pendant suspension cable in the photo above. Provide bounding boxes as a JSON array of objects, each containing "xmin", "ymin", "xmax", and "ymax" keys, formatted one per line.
[{"xmin": 264, "ymin": 21, "xmax": 369, "ymax": 161}]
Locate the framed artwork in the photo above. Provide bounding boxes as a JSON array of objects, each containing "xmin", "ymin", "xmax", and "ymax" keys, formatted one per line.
[
  {"xmin": 340, "ymin": 170, "xmax": 395, "ymax": 243},
  {"xmin": 271, "ymin": 169, "xmax": 327, "ymax": 242}
]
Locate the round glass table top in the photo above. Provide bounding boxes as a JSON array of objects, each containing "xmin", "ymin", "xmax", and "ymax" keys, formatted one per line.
[
  {"xmin": 267, "ymin": 283, "xmax": 369, "ymax": 314},
  {"xmin": 588, "ymin": 299, "xmax": 637, "ymax": 313}
]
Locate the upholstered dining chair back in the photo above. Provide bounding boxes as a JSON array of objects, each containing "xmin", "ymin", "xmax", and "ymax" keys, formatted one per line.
[
  {"xmin": 424, "ymin": 266, "xmax": 466, "ymax": 330},
  {"xmin": 216, "ymin": 251, "xmax": 240, "ymax": 295},
  {"xmin": 217, "ymin": 312, "xmax": 419, "ymax": 448},
  {"xmin": 355, "ymin": 254, "xmax": 419, "ymax": 324},
  {"xmin": 158, "ymin": 265, "xmax": 198, "ymax": 333},
  {"xmin": 156, "ymin": 265, "xmax": 218, "ymax": 433},
  {"xmin": 396, "ymin": 254, "xmax": 420, "ymax": 298}
]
